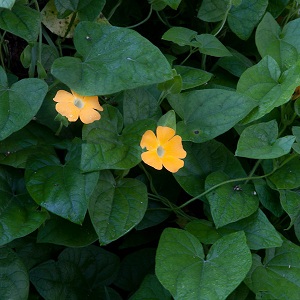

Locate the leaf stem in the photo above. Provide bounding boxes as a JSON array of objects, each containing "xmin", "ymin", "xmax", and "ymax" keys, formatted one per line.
[
  {"xmin": 126, "ymin": 5, "xmax": 153, "ymax": 29},
  {"xmin": 107, "ymin": 0, "xmax": 122, "ymax": 21}
]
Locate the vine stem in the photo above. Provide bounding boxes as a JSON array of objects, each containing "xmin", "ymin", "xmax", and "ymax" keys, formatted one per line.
[
  {"xmin": 126, "ymin": 5, "xmax": 153, "ymax": 29},
  {"xmin": 177, "ymin": 152, "xmax": 298, "ymax": 210}
]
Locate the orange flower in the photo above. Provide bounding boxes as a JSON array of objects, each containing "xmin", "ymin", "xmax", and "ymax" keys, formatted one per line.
[
  {"xmin": 140, "ymin": 126, "xmax": 186, "ymax": 173},
  {"xmin": 53, "ymin": 90, "xmax": 103, "ymax": 124}
]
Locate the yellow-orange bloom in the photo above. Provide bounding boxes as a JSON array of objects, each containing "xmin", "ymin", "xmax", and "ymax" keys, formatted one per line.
[
  {"xmin": 53, "ymin": 90, "xmax": 103, "ymax": 124},
  {"xmin": 140, "ymin": 126, "xmax": 186, "ymax": 173}
]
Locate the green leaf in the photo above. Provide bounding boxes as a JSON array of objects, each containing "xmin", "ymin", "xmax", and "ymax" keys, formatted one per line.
[
  {"xmin": 0, "ymin": 247, "xmax": 29, "ymax": 300},
  {"xmin": 168, "ymin": 89, "xmax": 256, "ymax": 143},
  {"xmin": 162, "ymin": 26, "xmax": 197, "ymax": 46},
  {"xmin": 236, "ymin": 120, "xmax": 295, "ymax": 159},
  {"xmin": 237, "ymin": 56, "xmax": 300, "ymax": 124},
  {"xmin": 0, "ymin": 4, "xmax": 41, "ymax": 43},
  {"xmin": 195, "ymin": 34, "xmax": 231, "ymax": 57},
  {"xmin": 217, "ymin": 48, "xmax": 254, "ymax": 77},
  {"xmin": 0, "ymin": 0, "xmax": 15, "ymax": 9},
  {"xmin": 37, "ymin": 214, "xmax": 98, "ymax": 247},
  {"xmin": 81, "ymin": 105, "xmax": 156, "ymax": 172},
  {"xmin": 205, "ymin": 171, "xmax": 259, "ymax": 228},
  {"xmin": 157, "ymin": 110, "xmax": 176, "ymax": 130},
  {"xmin": 55, "ymin": 0, "xmax": 106, "ymax": 21},
  {"xmin": 88, "ymin": 171, "xmax": 148, "ymax": 245},
  {"xmin": 268, "ymin": 157, "xmax": 300, "ymax": 189},
  {"xmin": 129, "ymin": 274, "xmax": 172, "ymax": 300},
  {"xmin": 0, "ymin": 122, "xmax": 58, "ymax": 168},
  {"xmin": 174, "ymin": 140, "xmax": 246, "ymax": 197},
  {"xmin": 30, "ymin": 246, "xmax": 120, "ymax": 299},
  {"xmin": 292, "ymin": 126, "xmax": 300, "ymax": 154},
  {"xmin": 174, "ymin": 65, "xmax": 212, "ymax": 90},
  {"xmin": 51, "ymin": 22, "xmax": 173, "ymax": 95},
  {"xmin": 158, "ymin": 70, "xmax": 182, "ymax": 94},
  {"xmin": 0, "ymin": 67, "xmax": 48, "ymax": 141},
  {"xmin": 25, "ymin": 142, "xmax": 99, "ymax": 224},
  {"xmin": 156, "ymin": 229, "xmax": 252, "ymax": 300},
  {"xmin": 197, "ymin": 0, "xmax": 231, "ymax": 22},
  {"xmin": 114, "ymin": 248, "xmax": 156, "ymax": 291},
  {"xmin": 115, "ymin": 87, "xmax": 161, "ymax": 127},
  {"xmin": 255, "ymin": 12, "xmax": 298, "ymax": 69},
  {"xmin": 254, "ymin": 179, "xmax": 283, "ymax": 217},
  {"xmin": 227, "ymin": 0, "xmax": 268, "ymax": 40},
  {"xmin": 267, "ymin": 0, "xmax": 289, "ymax": 18},
  {"xmin": 282, "ymin": 17, "xmax": 300, "ymax": 54},
  {"xmin": 245, "ymin": 240, "xmax": 300, "ymax": 299},
  {"xmin": 186, "ymin": 209, "xmax": 282, "ymax": 250},
  {"xmin": 280, "ymin": 190, "xmax": 300, "ymax": 230},
  {"xmin": 0, "ymin": 167, "xmax": 48, "ymax": 246},
  {"xmin": 149, "ymin": 0, "xmax": 182, "ymax": 10}
]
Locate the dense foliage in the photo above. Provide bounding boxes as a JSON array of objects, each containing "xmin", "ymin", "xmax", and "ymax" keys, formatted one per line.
[{"xmin": 1, "ymin": 0, "xmax": 300, "ymax": 299}]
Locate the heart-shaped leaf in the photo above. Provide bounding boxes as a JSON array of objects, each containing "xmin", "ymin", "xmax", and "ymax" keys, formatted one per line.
[
  {"xmin": 0, "ymin": 166, "xmax": 48, "ymax": 246},
  {"xmin": 168, "ymin": 89, "xmax": 256, "ymax": 143},
  {"xmin": 88, "ymin": 171, "xmax": 148, "ymax": 245},
  {"xmin": 81, "ymin": 105, "xmax": 156, "ymax": 172},
  {"xmin": 37, "ymin": 214, "xmax": 98, "ymax": 247},
  {"xmin": 30, "ymin": 246, "xmax": 120, "ymax": 299},
  {"xmin": 237, "ymin": 56, "xmax": 300, "ymax": 124},
  {"xmin": 25, "ymin": 142, "xmax": 99, "ymax": 224},
  {"xmin": 51, "ymin": 21, "xmax": 173, "ymax": 95},
  {"xmin": 0, "ymin": 67, "xmax": 48, "ymax": 141},
  {"xmin": 236, "ymin": 120, "xmax": 295, "ymax": 159},
  {"xmin": 280, "ymin": 190, "xmax": 300, "ymax": 230},
  {"xmin": 245, "ymin": 239, "xmax": 300, "ymax": 299},
  {"xmin": 205, "ymin": 171, "xmax": 259, "ymax": 228},
  {"xmin": 156, "ymin": 229, "xmax": 252, "ymax": 300},
  {"xmin": 0, "ymin": 247, "xmax": 29, "ymax": 300}
]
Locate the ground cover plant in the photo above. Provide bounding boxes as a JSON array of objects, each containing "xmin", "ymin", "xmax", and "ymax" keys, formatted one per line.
[{"xmin": 2, "ymin": 0, "xmax": 300, "ymax": 299}]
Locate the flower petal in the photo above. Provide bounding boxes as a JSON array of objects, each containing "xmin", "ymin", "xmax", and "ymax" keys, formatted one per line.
[
  {"xmin": 53, "ymin": 90, "xmax": 74, "ymax": 103},
  {"xmin": 83, "ymin": 96, "xmax": 104, "ymax": 111},
  {"xmin": 140, "ymin": 130, "xmax": 159, "ymax": 150},
  {"xmin": 55, "ymin": 102, "xmax": 80, "ymax": 122},
  {"xmin": 79, "ymin": 107, "xmax": 101, "ymax": 124},
  {"xmin": 157, "ymin": 126, "xmax": 175, "ymax": 146},
  {"xmin": 141, "ymin": 150, "xmax": 163, "ymax": 170},
  {"xmin": 164, "ymin": 135, "xmax": 187, "ymax": 158},
  {"xmin": 162, "ymin": 155, "xmax": 184, "ymax": 173}
]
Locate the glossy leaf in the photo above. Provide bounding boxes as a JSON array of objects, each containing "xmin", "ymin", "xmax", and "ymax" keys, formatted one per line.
[
  {"xmin": 25, "ymin": 142, "xmax": 99, "ymax": 224},
  {"xmin": 156, "ymin": 229, "xmax": 252, "ymax": 300},
  {"xmin": 227, "ymin": 0, "xmax": 268, "ymax": 40},
  {"xmin": 205, "ymin": 171, "xmax": 259, "ymax": 228},
  {"xmin": 174, "ymin": 140, "xmax": 246, "ymax": 197},
  {"xmin": 162, "ymin": 26, "xmax": 197, "ymax": 46},
  {"xmin": 168, "ymin": 89, "xmax": 256, "ymax": 143},
  {"xmin": 237, "ymin": 56, "xmax": 300, "ymax": 123},
  {"xmin": 236, "ymin": 120, "xmax": 295, "ymax": 159},
  {"xmin": 0, "ymin": 4, "xmax": 41, "ymax": 42},
  {"xmin": 81, "ymin": 105, "xmax": 156, "ymax": 172},
  {"xmin": 195, "ymin": 34, "xmax": 231, "ymax": 57},
  {"xmin": 51, "ymin": 21, "xmax": 173, "ymax": 95},
  {"xmin": 30, "ymin": 246, "xmax": 120, "ymax": 299},
  {"xmin": 129, "ymin": 274, "xmax": 171, "ymax": 300},
  {"xmin": 245, "ymin": 240, "xmax": 300, "ymax": 299},
  {"xmin": 37, "ymin": 214, "xmax": 98, "ymax": 247},
  {"xmin": 174, "ymin": 65, "xmax": 212, "ymax": 90},
  {"xmin": 0, "ymin": 167, "xmax": 48, "ymax": 246},
  {"xmin": 0, "ymin": 247, "xmax": 29, "ymax": 300},
  {"xmin": 0, "ymin": 67, "xmax": 48, "ymax": 141},
  {"xmin": 88, "ymin": 171, "xmax": 148, "ymax": 245},
  {"xmin": 268, "ymin": 157, "xmax": 300, "ymax": 189}
]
